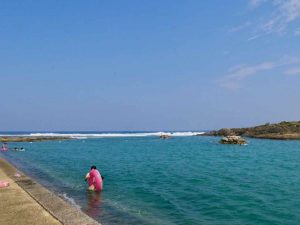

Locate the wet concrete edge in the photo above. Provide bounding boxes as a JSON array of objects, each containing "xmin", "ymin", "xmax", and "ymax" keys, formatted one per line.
[{"xmin": 0, "ymin": 158, "xmax": 101, "ymax": 225}]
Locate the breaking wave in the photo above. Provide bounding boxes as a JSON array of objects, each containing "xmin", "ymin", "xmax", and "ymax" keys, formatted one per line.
[{"xmin": 2, "ymin": 132, "xmax": 204, "ymax": 138}]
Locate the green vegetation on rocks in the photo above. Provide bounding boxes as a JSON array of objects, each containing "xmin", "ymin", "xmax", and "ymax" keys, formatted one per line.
[{"xmin": 203, "ymin": 121, "xmax": 300, "ymax": 140}]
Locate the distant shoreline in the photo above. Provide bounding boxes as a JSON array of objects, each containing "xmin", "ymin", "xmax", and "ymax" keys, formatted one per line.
[
  {"xmin": 3, "ymin": 122, "xmax": 300, "ymax": 141},
  {"xmin": 201, "ymin": 121, "xmax": 300, "ymax": 140},
  {"xmin": 0, "ymin": 136, "xmax": 71, "ymax": 142},
  {"xmin": 0, "ymin": 132, "xmax": 204, "ymax": 142}
]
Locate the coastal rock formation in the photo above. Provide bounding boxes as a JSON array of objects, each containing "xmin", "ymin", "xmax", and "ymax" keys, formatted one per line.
[
  {"xmin": 160, "ymin": 134, "xmax": 171, "ymax": 139},
  {"xmin": 202, "ymin": 121, "xmax": 300, "ymax": 140},
  {"xmin": 0, "ymin": 136, "xmax": 71, "ymax": 143},
  {"xmin": 220, "ymin": 136, "xmax": 247, "ymax": 145}
]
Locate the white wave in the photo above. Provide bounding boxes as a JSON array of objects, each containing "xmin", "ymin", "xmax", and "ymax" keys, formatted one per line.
[
  {"xmin": 1, "ymin": 131, "xmax": 204, "ymax": 138},
  {"xmin": 171, "ymin": 132, "xmax": 204, "ymax": 136},
  {"xmin": 60, "ymin": 193, "xmax": 81, "ymax": 209}
]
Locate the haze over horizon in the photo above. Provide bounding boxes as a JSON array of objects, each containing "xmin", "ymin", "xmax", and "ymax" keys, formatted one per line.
[{"xmin": 1, "ymin": 1, "xmax": 300, "ymax": 131}]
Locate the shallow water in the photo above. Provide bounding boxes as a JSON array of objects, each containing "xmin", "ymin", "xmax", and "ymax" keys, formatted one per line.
[{"xmin": 2, "ymin": 136, "xmax": 300, "ymax": 225}]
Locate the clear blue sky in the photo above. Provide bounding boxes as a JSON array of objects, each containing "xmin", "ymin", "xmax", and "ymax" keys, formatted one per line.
[{"xmin": 1, "ymin": 0, "xmax": 300, "ymax": 131}]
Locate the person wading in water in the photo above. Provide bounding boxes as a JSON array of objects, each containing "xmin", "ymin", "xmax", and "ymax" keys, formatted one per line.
[{"xmin": 85, "ymin": 166, "xmax": 103, "ymax": 191}]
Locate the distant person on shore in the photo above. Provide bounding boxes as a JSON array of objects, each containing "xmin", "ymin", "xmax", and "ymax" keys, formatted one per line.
[{"xmin": 85, "ymin": 166, "xmax": 103, "ymax": 191}]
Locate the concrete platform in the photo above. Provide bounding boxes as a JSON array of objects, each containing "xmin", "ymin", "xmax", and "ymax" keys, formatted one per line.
[{"xmin": 0, "ymin": 158, "xmax": 100, "ymax": 225}]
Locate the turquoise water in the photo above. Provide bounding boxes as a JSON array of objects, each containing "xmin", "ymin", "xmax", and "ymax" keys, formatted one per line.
[{"xmin": 2, "ymin": 136, "xmax": 300, "ymax": 225}]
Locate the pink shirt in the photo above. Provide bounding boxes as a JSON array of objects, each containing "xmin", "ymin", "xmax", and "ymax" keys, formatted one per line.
[{"xmin": 88, "ymin": 169, "xmax": 103, "ymax": 191}]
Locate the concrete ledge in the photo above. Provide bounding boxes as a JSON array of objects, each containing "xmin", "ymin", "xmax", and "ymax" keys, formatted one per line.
[{"xmin": 0, "ymin": 158, "xmax": 101, "ymax": 225}]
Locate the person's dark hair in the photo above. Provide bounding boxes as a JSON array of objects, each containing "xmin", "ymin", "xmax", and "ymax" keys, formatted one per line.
[{"xmin": 91, "ymin": 165, "xmax": 97, "ymax": 170}]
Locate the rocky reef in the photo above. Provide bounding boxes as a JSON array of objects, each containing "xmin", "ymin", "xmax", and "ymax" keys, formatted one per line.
[
  {"xmin": 0, "ymin": 136, "xmax": 71, "ymax": 143},
  {"xmin": 202, "ymin": 121, "xmax": 300, "ymax": 140},
  {"xmin": 160, "ymin": 134, "xmax": 171, "ymax": 139},
  {"xmin": 220, "ymin": 136, "xmax": 247, "ymax": 145}
]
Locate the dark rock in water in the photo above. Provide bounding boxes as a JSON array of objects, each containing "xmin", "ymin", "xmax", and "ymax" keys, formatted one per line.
[
  {"xmin": 160, "ymin": 134, "xmax": 171, "ymax": 139},
  {"xmin": 220, "ymin": 136, "xmax": 247, "ymax": 145}
]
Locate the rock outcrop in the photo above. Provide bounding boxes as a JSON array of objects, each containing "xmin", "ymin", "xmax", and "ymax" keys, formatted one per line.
[
  {"xmin": 220, "ymin": 136, "xmax": 247, "ymax": 145},
  {"xmin": 202, "ymin": 121, "xmax": 300, "ymax": 140},
  {"xmin": 0, "ymin": 136, "xmax": 71, "ymax": 143},
  {"xmin": 160, "ymin": 134, "xmax": 171, "ymax": 139}
]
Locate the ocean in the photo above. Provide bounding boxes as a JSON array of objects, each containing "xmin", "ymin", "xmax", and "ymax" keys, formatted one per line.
[{"xmin": 1, "ymin": 132, "xmax": 300, "ymax": 225}]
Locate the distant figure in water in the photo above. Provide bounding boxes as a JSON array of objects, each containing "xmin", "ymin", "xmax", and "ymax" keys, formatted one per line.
[
  {"xmin": 85, "ymin": 166, "xmax": 103, "ymax": 191},
  {"xmin": 1, "ymin": 143, "xmax": 8, "ymax": 151}
]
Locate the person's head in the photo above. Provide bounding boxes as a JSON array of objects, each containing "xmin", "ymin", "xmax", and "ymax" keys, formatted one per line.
[{"xmin": 91, "ymin": 165, "xmax": 97, "ymax": 170}]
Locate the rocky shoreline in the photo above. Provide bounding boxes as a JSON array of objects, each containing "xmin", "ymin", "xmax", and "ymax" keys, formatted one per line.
[
  {"xmin": 0, "ymin": 136, "xmax": 71, "ymax": 143},
  {"xmin": 201, "ymin": 121, "xmax": 300, "ymax": 140}
]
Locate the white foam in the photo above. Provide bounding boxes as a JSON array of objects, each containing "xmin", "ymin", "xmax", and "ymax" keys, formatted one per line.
[
  {"xmin": 1, "ymin": 131, "xmax": 204, "ymax": 138},
  {"xmin": 61, "ymin": 193, "xmax": 81, "ymax": 209},
  {"xmin": 171, "ymin": 132, "xmax": 204, "ymax": 136}
]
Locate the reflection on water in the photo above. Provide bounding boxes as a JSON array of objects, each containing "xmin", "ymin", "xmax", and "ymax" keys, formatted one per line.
[{"xmin": 85, "ymin": 191, "xmax": 102, "ymax": 218}]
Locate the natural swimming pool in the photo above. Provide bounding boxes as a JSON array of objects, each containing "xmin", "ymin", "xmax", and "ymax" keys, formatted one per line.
[{"xmin": 2, "ymin": 136, "xmax": 300, "ymax": 225}]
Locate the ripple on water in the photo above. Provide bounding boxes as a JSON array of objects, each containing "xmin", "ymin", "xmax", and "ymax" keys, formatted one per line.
[{"xmin": 1, "ymin": 137, "xmax": 300, "ymax": 225}]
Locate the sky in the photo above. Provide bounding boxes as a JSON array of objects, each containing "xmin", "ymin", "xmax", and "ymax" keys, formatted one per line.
[{"xmin": 1, "ymin": 0, "xmax": 300, "ymax": 131}]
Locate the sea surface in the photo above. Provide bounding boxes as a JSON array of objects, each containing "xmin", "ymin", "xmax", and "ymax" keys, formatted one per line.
[{"xmin": 1, "ymin": 132, "xmax": 300, "ymax": 225}]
